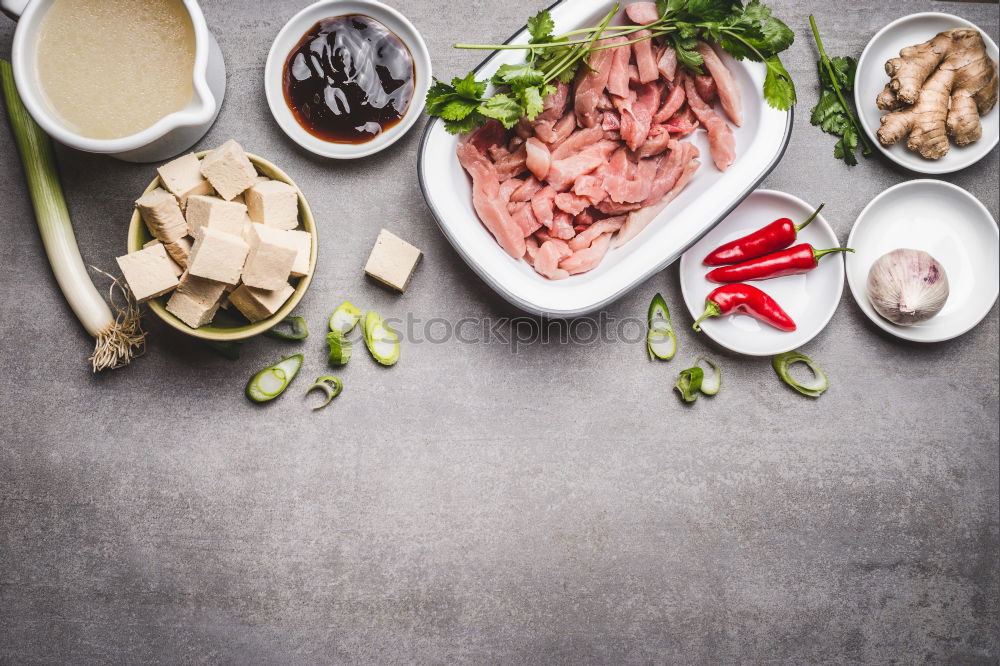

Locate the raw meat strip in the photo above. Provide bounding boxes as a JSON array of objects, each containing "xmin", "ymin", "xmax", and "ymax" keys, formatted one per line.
[
  {"xmin": 615, "ymin": 82, "xmax": 659, "ymax": 150},
  {"xmin": 509, "ymin": 201, "xmax": 542, "ymax": 236},
  {"xmin": 546, "ymin": 141, "xmax": 618, "ymax": 191},
  {"xmin": 696, "ymin": 41, "xmax": 742, "ymax": 126},
  {"xmin": 494, "ymin": 144, "xmax": 528, "ymax": 180},
  {"xmin": 525, "ymin": 137, "xmax": 551, "ymax": 180},
  {"xmin": 625, "ymin": 2, "xmax": 659, "ymax": 24},
  {"xmin": 653, "ymin": 77, "xmax": 686, "ymax": 123},
  {"xmin": 534, "ymin": 239, "xmax": 572, "ymax": 280},
  {"xmin": 551, "ymin": 126, "xmax": 605, "ymax": 161},
  {"xmin": 640, "ymin": 140, "xmax": 698, "ymax": 206},
  {"xmin": 568, "ymin": 216, "xmax": 625, "ymax": 251},
  {"xmin": 657, "ymin": 45, "xmax": 677, "ymax": 81},
  {"xmin": 694, "ymin": 74, "xmax": 717, "ymax": 103},
  {"xmin": 606, "ymin": 37, "xmax": 631, "ymax": 98},
  {"xmin": 616, "ymin": 155, "xmax": 700, "ymax": 247},
  {"xmin": 499, "ymin": 177, "xmax": 522, "ymax": 202},
  {"xmin": 510, "ymin": 175, "xmax": 543, "ymax": 202},
  {"xmin": 456, "ymin": 141, "xmax": 527, "ymax": 258},
  {"xmin": 684, "ymin": 76, "xmax": 735, "ymax": 171},
  {"xmin": 560, "ymin": 232, "xmax": 613, "ymax": 275},
  {"xmin": 523, "ymin": 235, "xmax": 540, "ymax": 265},
  {"xmin": 547, "ymin": 114, "xmax": 577, "ymax": 147},
  {"xmin": 574, "ymin": 39, "xmax": 617, "ymax": 127},
  {"xmin": 634, "ymin": 125, "xmax": 672, "ymax": 158},
  {"xmin": 632, "ymin": 30, "xmax": 659, "ymax": 84},
  {"xmin": 531, "ymin": 185, "xmax": 557, "ymax": 228},
  {"xmin": 550, "ymin": 212, "xmax": 577, "ymax": 240},
  {"xmin": 554, "ymin": 192, "xmax": 591, "ymax": 216},
  {"xmin": 573, "ymin": 175, "xmax": 607, "ymax": 205}
]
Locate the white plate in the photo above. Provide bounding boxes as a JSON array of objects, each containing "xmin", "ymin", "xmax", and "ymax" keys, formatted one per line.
[
  {"xmin": 417, "ymin": 0, "xmax": 792, "ymax": 317},
  {"xmin": 264, "ymin": 0, "xmax": 431, "ymax": 159},
  {"xmin": 679, "ymin": 190, "xmax": 845, "ymax": 356},
  {"xmin": 855, "ymin": 12, "xmax": 1000, "ymax": 174},
  {"xmin": 846, "ymin": 179, "xmax": 999, "ymax": 342}
]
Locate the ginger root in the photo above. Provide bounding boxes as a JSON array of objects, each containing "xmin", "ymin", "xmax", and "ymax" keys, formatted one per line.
[{"xmin": 876, "ymin": 29, "xmax": 998, "ymax": 160}]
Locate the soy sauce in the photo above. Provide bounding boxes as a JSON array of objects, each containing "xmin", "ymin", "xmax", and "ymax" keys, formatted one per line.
[{"xmin": 282, "ymin": 15, "xmax": 415, "ymax": 144}]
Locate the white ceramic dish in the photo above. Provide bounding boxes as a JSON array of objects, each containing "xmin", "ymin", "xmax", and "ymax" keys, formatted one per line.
[
  {"xmin": 418, "ymin": 0, "xmax": 792, "ymax": 318},
  {"xmin": 679, "ymin": 190, "xmax": 845, "ymax": 357},
  {"xmin": 264, "ymin": 0, "xmax": 431, "ymax": 159},
  {"xmin": 855, "ymin": 12, "xmax": 999, "ymax": 175},
  {"xmin": 846, "ymin": 179, "xmax": 998, "ymax": 342}
]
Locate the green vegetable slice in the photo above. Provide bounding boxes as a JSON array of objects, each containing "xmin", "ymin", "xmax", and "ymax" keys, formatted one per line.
[
  {"xmin": 363, "ymin": 311, "xmax": 400, "ymax": 366},
  {"xmin": 646, "ymin": 292, "xmax": 677, "ymax": 360},
  {"xmin": 305, "ymin": 376, "xmax": 343, "ymax": 411},
  {"xmin": 772, "ymin": 350, "xmax": 828, "ymax": 397},
  {"xmin": 246, "ymin": 354, "xmax": 304, "ymax": 403},
  {"xmin": 329, "ymin": 302, "xmax": 362, "ymax": 335},
  {"xmin": 695, "ymin": 356, "xmax": 722, "ymax": 396},
  {"xmin": 326, "ymin": 331, "xmax": 352, "ymax": 366},
  {"xmin": 264, "ymin": 315, "xmax": 308, "ymax": 340},
  {"xmin": 674, "ymin": 366, "xmax": 704, "ymax": 403}
]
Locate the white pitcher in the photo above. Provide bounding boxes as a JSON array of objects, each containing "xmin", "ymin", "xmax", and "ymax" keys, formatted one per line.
[{"xmin": 2, "ymin": 0, "xmax": 226, "ymax": 162}]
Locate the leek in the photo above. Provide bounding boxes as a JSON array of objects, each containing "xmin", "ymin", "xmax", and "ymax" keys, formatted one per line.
[{"xmin": 1, "ymin": 60, "xmax": 144, "ymax": 371}]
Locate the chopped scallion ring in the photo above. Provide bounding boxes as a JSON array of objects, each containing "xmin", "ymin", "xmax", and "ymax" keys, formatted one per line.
[
  {"xmin": 327, "ymin": 331, "xmax": 352, "ymax": 366},
  {"xmin": 772, "ymin": 350, "xmax": 828, "ymax": 397},
  {"xmin": 264, "ymin": 315, "xmax": 309, "ymax": 340},
  {"xmin": 305, "ymin": 376, "xmax": 343, "ymax": 410},
  {"xmin": 329, "ymin": 302, "xmax": 362, "ymax": 335},
  {"xmin": 363, "ymin": 311, "xmax": 400, "ymax": 366},
  {"xmin": 674, "ymin": 366, "xmax": 704, "ymax": 403},
  {"xmin": 694, "ymin": 356, "xmax": 722, "ymax": 395},
  {"xmin": 246, "ymin": 354, "xmax": 304, "ymax": 403},
  {"xmin": 646, "ymin": 292, "xmax": 677, "ymax": 360}
]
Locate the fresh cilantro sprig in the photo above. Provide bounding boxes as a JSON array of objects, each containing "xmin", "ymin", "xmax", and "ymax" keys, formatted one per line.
[{"xmin": 807, "ymin": 15, "xmax": 872, "ymax": 165}]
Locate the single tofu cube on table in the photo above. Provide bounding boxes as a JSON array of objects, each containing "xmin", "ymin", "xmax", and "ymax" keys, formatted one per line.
[
  {"xmin": 187, "ymin": 227, "xmax": 250, "ymax": 285},
  {"xmin": 228, "ymin": 283, "xmax": 294, "ymax": 323},
  {"xmin": 136, "ymin": 187, "xmax": 188, "ymax": 243},
  {"xmin": 142, "ymin": 239, "xmax": 183, "ymax": 276},
  {"xmin": 156, "ymin": 153, "xmax": 213, "ymax": 207},
  {"xmin": 364, "ymin": 229, "xmax": 422, "ymax": 292},
  {"xmin": 166, "ymin": 271, "xmax": 227, "ymax": 328},
  {"xmin": 164, "ymin": 236, "xmax": 193, "ymax": 269},
  {"xmin": 116, "ymin": 244, "xmax": 180, "ymax": 302},
  {"xmin": 242, "ymin": 223, "xmax": 297, "ymax": 290},
  {"xmin": 185, "ymin": 195, "xmax": 247, "ymax": 237},
  {"xmin": 245, "ymin": 180, "xmax": 299, "ymax": 230},
  {"xmin": 199, "ymin": 139, "xmax": 258, "ymax": 201},
  {"xmin": 285, "ymin": 229, "xmax": 312, "ymax": 278}
]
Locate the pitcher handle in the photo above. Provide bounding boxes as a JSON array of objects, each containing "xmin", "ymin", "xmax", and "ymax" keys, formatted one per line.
[{"xmin": 2, "ymin": 0, "xmax": 28, "ymax": 20}]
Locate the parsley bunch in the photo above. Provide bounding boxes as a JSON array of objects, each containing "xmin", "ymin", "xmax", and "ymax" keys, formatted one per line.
[
  {"xmin": 427, "ymin": 1, "xmax": 797, "ymax": 135},
  {"xmin": 807, "ymin": 15, "xmax": 872, "ymax": 165}
]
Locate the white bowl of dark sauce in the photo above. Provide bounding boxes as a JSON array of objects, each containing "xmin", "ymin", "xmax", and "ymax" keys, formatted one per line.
[{"xmin": 264, "ymin": 0, "xmax": 431, "ymax": 159}]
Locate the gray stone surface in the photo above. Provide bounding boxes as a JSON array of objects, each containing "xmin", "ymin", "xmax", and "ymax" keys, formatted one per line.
[{"xmin": 1, "ymin": 0, "xmax": 997, "ymax": 663}]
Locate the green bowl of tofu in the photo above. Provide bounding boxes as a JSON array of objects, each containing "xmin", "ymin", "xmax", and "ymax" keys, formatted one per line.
[{"xmin": 125, "ymin": 141, "xmax": 318, "ymax": 341}]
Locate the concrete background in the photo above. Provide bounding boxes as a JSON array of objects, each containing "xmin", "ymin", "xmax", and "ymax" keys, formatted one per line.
[{"xmin": 1, "ymin": 0, "xmax": 997, "ymax": 663}]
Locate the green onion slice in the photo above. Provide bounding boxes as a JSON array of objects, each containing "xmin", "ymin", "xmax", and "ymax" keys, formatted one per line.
[
  {"xmin": 363, "ymin": 310, "xmax": 400, "ymax": 366},
  {"xmin": 246, "ymin": 354, "xmax": 304, "ymax": 403},
  {"xmin": 329, "ymin": 302, "xmax": 362, "ymax": 335},
  {"xmin": 264, "ymin": 315, "xmax": 308, "ymax": 340},
  {"xmin": 772, "ymin": 350, "xmax": 828, "ymax": 397},
  {"xmin": 674, "ymin": 366, "xmax": 704, "ymax": 403},
  {"xmin": 695, "ymin": 355, "xmax": 722, "ymax": 395},
  {"xmin": 327, "ymin": 331, "xmax": 352, "ymax": 366},
  {"xmin": 305, "ymin": 375, "xmax": 343, "ymax": 410},
  {"xmin": 646, "ymin": 292, "xmax": 676, "ymax": 360}
]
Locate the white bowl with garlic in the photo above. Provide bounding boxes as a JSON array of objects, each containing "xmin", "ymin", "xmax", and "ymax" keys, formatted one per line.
[{"xmin": 846, "ymin": 179, "xmax": 998, "ymax": 342}]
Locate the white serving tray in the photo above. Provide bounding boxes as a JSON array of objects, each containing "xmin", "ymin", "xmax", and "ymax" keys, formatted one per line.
[{"xmin": 417, "ymin": 0, "xmax": 792, "ymax": 317}]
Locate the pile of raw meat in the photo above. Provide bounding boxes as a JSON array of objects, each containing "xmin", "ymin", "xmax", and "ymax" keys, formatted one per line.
[{"xmin": 456, "ymin": 1, "xmax": 743, "ymax": 280}]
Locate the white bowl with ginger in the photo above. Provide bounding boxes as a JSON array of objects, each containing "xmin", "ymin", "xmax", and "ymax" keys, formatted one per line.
[{"xmin": 855, "ymin": 12, "xmax": 999, "ymax": 174}]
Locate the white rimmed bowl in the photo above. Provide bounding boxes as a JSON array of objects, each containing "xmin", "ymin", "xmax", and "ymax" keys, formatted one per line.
[
  {"xmin": 264, "ymin": 0, "xmax": 431, "ymax": 159},
  {"xmin": 417, "ymin": 0, "xmax": 792, "ymax": 318},
  {"xmin": 846, "ymin": 179, "xmax": 999, "ymax": 342},
  {"xmin": 679, "ymin": 190, "xmax": 845, "ymax": 356},
  {"xmin": 855, "ymin": 12, "xmax": 999, "ymax": 175}
]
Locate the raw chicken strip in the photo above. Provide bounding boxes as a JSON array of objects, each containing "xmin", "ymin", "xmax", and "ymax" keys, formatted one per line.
[
  {"xmin": 554, "ymin": 192, "xmax": 591, "ymax": 216},
  {"xmin": 695, "ymin": 41, "xmax": 742, "ymax": 126},
  {"xmin": 616, "ymin": 155, "xmax": 700, "ymax": 247},
  {"xmin": 531, "ymin": 185, "xmax": 557, "ymax": 228},
  {"xmin": 534, "ymin": 239, "xmax": 572, "ymax": 280},
  {"xmin": 525, "ymin": 137, "xmax": 551, "ymax": 180},
  {"xmin": 510, "ymin": 175, "xmax": 543, "ymax": 202},
  {"xmin": 684, "ymin": 76, "xmax": 735, "ymax": 171},
  {"xmin": 568, "ymin": 216, "xmax": 625, "ymax": 251},
  {"xmin": 456, "ymin": 141, "xmax": 527, "ymax": 258},
  {"xmin": 560, "ymin": 232, "xmax": 613, "ymax": 275}
]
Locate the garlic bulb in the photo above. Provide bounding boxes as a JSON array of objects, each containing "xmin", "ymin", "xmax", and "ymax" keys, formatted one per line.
[{"xmin": 867, "ymin": 249, "xmax": 949, "ymax": 326}]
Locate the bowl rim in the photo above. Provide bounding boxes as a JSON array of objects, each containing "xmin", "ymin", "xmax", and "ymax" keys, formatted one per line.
[
  {"xmin": 263, "ymin": 0, "xmax": 432, "ymax": 159},
  {"xmin": 854, "ymin": 11, "xmax": 1000, "ymax": 175},
  {"xmin": 126, "ymin": 151, "xmax": 319, "ymax": 341}
]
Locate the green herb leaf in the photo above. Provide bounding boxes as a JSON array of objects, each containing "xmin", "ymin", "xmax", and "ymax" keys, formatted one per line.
[
  {"xmin": 492, "ymin": 63, "xmax": 546, "ymax": 88},
  {"xmin": 478, "ymin": 93, "xmax": 524, "ymax": 129},
  {"xmin": 762, "ymin": 55, "xmax": 796, "ymax": 110},
  {"xmin": 454, "ymin": 71, "xmax": 487, "ymax": 99},
  {"xmin": 527, "ymin": 9, "xmax": 555, "ymax": 43},
  {"xmin": 808, "ymin": 17, "xmax": 869, "ymax": 165}
]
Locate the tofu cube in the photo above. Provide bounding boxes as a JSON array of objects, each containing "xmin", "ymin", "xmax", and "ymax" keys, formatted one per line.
[
  {"xmin": 244, "ymin": 180, "xmax": 299, "ymax": 230},
  {"xmin": 166, "ymin": 291, "xmax": 220, "ymax": 328},
  {"xmin": 285, "ymin": 229, "xmax": 313, "ymax": 278},
  {"xmin": 164, "ymin": 236, "xmax": 193, "ymax": 269},
  {"xmin": 156, "ymin": 153, "xmax": 213, "ymax": 207},
  {"xmin": 116, "ymin": 243, "xmax": 180, "ymax": 302},
  {"xmin": 176, "ymin": 270, "xmax": 227, "ymax": 305},
  {"xmin": 364, "ymin": 229, "xmax": 422, "ymax": 292},
  {"xmin": 142, "ymin": 239, "xmax": 183, "ymax": 276},
  {"xmin": 233, "ymin": 176, "xmax": 271, "ymax": 205},
  {"xmin": 228, "ymin": 283, "xmax": 294, "ymax": 323},
  {"xmin": 199, "ymin": 139, "xmax": 258, "ymax": 200},
  {"xmin": 185, "ymin": 195, "xmax": 248, "ymax": 237},
  {"xmin": 242, "ymin": 223, "xmax": 297, "ymax": 290},
  {"xmin": 136, "ymin": 187, "xmax": 188, "ymax": 243},
  {"xmin": 187, "ymin": 227, "xmax": 249, "ymax": 285}
]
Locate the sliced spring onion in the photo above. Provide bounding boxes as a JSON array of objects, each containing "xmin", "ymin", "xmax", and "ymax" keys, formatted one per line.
[
  {"xmin": 329, "ymin": 302, "xmax": 362, "ymax": 335},
  {"xmin": 305, "ymin": 376, "xmax": 343, "ymax": 410},
  {"xmin": 203, "ymin": 339, "xmax": 242, "ymax": 360},
  {"xmin": 772, "ymin": 350, "xmax": 828, "ymax": 397},
  {"xmin": 264, "ymin": 315, "xmax": 309, "ymax": 340},
  {"xmin": 2, "ymin": 59, "xmax": 144, "ymax": 371},
  {"xmin": 327, "ymin": 331, "xmax": 352, "ymax": 366},
  {"xmin": 694, "ymin": 356, "xmax": 722, "ymax": 395},
  {"xmin": 646, "ymin": 292, "xmax": 677, "ymax": 361},
  {"xmin": 363, "ymin": 310, "xmax": 400, "ymax": 366},
  {"xmin": 674, "ymin": 366, "xmax": 704, "ymax": 403},
  {"xmin": 246, "ymin": 354, "xmax": 304, "ymax": 403}
]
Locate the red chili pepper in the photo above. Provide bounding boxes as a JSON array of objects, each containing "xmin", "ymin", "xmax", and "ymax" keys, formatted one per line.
[
  {"xmin": 693, "ymin": 284, "xmax": 797, "ymax": 332},
  {"xmin": 705, "ymin": 243, "xmax": 853, "ymax": 283},
  {"xmin": 703, "ymin": 203, "xmax": 825, "ymax": 266}
]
